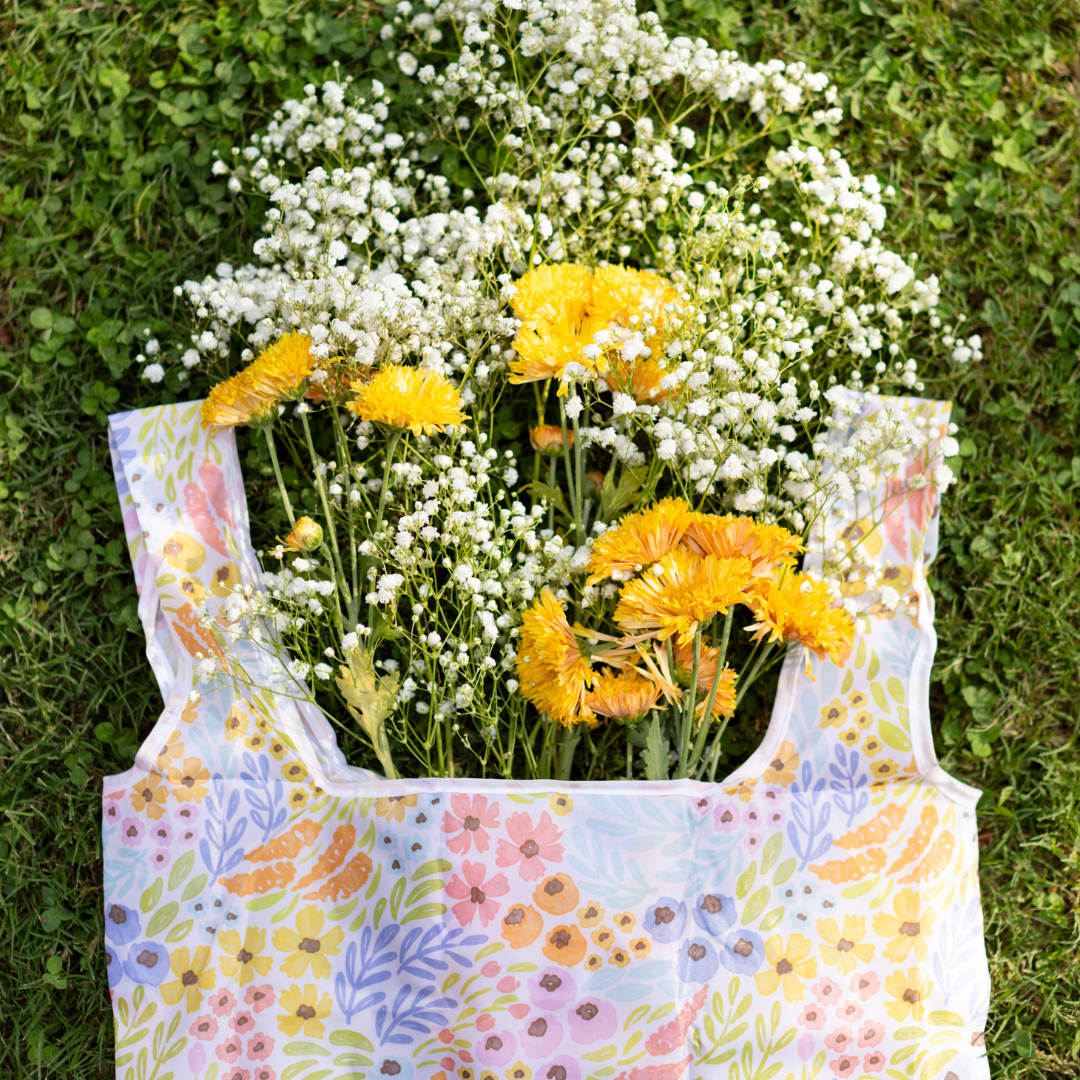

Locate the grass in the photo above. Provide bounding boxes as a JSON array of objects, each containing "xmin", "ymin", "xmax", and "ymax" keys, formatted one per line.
[{"xmin": 1, "ymin": 0, "xmax": 1078, "ymax": 1075}]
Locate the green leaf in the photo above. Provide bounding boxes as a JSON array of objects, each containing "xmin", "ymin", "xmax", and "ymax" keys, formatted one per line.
[
  {"xmin": 30, "ymin": 307, "xmax": 53, "ymax": 330},
  {"xmin": 878, "ymin": 720, "xmax": 912, "ymax": 752},
  {"xmin": 411, "ymin": 859, "xmax": 452, "ymax": 881},
  {"xmin": 643, "ymin": 714, "xmax": 669, "ymax": 781},
  {"xmin": 329, "ymin": 1030, "xmax": 374, "ymax": 1051},
  {"xmin": 760, "ymin": 832, "xmax": 782, "ymax": 875},
  {"xmin": 741, "ymin": 886, "xmax": 770, "ymax": 925},
  {"xmin": 935, "ymin": 122, "xmax": 960, "ymax": 159},
  {"xmin": 146, "ymin": 901, "xmax": 178, "ymax": 938},
  {"xmin": 140, "ymin": 879, "xmax": 162, "ymax": 914},
  {"xmin": 735, "ymin": 861, "xmax": 756, "ymax": 900},
  {"xmin": 600, "ymin": 465, "xmax": 648, "ymax": 521},
  {"xmin": 167, "ymin": 850, "xmax": 194, "ymax": 892}
]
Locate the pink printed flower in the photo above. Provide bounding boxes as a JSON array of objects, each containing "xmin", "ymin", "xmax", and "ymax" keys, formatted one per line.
[
  {"xmin": 481, "ymin": 961, "xmax": 501, "ymax": 978},
  {"xmin": 477, "ymin": 1014, "xmax": 495, "ymax": 1032},
  {"xmin": 445, "ymin": 861, "xmax": 509, "ymax": 927},
  {"xmin": 850, "ymin": 972, "xmax": 880, "ymax": 1001},
  {"xmin": 835, "ymin": 1000, "xmax": 863, "ymax": 1024},
  {"xmin": 692, "ymin": 795, "xmax": 712, "ymax": 816},
  {"xmin": 149, "ymin": 822, "xmax": 173, "ymax": 846},
  {"xmin": 863, "ymin": 1049, "xmax": 886, "ymax": 1073},
  {"xmin": 829, "ymin": 1056, "xmax": 859, "ymax": 1078},
  {"xmin": 245, "ymin": 984, "xmax": 275, "ymax": 1013},
  {"xmin": 746, "ymin": 832, "xmax": 764, "ymax": 855},
  {"xmin": 824, "ymin": 1026, "xmax": 854, "ymax": 1054},
  {"xmin": 714, "ymin": 803, "xmax": 739, "ymax": 832},
  {"xmin": 150, "ymin": 848, "xmax": 170, "ymax": 871},
  {"xmin": 247, "ymin": 1033, "xmax": 274, "ymax": 1061},
  {"xmin": 743, "ymin": 806, "xmax": 764, "ymax": 829},
  {"xmin": 858, "ymin": 1019, "xmax": 885, "ymax": 1048},
  {"xmin": 497, "ymin": 976, "xmax": 519, "ymax": 993},
  {"xmin": 221, "ymin": 1069, "xmax": 250, "ymax": 1080},
  {"xmin": 519, "ymin": 1014, "xmax": 563, "ymax": 1057},
  {"xmin": 189, "ymin": 1015, "xmax": 219, "ymax": 1042},
  {"xmin": 496, "ymin": 812, "xmax": 564, "ymax": 881},
  {"xmin": 210, "ymin": 988, "xmax": 238, "ymax": 1016},
  {"xmin": 442, "ymin": 794, "xmax": 500, "ymax": 855},
  {"xmin": 763, "ymin": 806, "xmax": 785, "ymax": 829},
  {"xmin": 228, "ymin": 1010, "xmax": 255, "ymax": 1037},
  {"xmin": 104, "ymin": 801, "xmax": 122, "ymax": 827},
  {"xmin": 797, "ymin": 1004, "xmax": 827, "ymax": 1030},
  {"xmin": 120, "ymin": 817, "xmax": 144, "ymax": 846},
  {"xmin": 251, "ymin": 1068, "xmax": 277, "ymax": 1080},
  {"xmin": 812, "ymin": 976, "xmax": 842, "ymax": 1006},
  {"xmin": 216, "ymin": 1036, "xmax": 243, "ymax": 1063}
]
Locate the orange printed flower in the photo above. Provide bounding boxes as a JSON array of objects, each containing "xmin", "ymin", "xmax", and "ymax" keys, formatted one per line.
[
  {"xmin": 533, "ymin": 874, "xmax": 579, "ymax": 916},
  {"xmin": 500, "ymin": 904, "xmax": 543, "ymax": 950},
  {"xmin": 130, "ymin": 772, "xmax": 170, "ymax": 819},
  {"xmin": 155, "ymin": 731, "xmax": 184, "ymax": 772},
  {"xmin": 168, "ymin": 757, "xmax": 210, "ymax": 803},
  {"xmin": 762, "ymin": 741, "xmax": 800, "ymax": 788},
  {"xmin": 587, "ymin": 498, "xmax": 696, "ymax": 584},
  {"xmin": 755, "ymin": 933, "xmax": 817, "ymax": 1003},
  {"xmin": 542, "ymin": 924, "xmax": 587, "ymax": 967},
  {"xmin": 724, "ymin": 778, "xmax": 757, "ymax": 803}
]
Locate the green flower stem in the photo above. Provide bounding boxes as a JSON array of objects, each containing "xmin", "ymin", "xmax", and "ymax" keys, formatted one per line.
[
  {"xmin": 332, "ymin": 409, "xmax": 360, "ymax": 627},
  {"xmin": 263, "ymin": 426, "xmax": 296, "ymax": 526},
  {"xmin": 676, "ymin": 629, "xmax": 702, "ymax": 779},
  {"xmin": 556, "ymin": 723, "xmax": 581, "ymax": 782},
  {"xmin": 547, "ymin": 458, "xmax": 557, "ymax": 532},
  {"xmin": 364, "ymin": 427, "xmax": 404, "ymax": 630},
  {"xmin": 687, "ymin": 605, "xmax": 734, "ymax": 777},
  {"xmin": 572, "ymin": 408, "xmax": 585, "ymax": 540},
  {"xmin": 300, "ymin": 408, "xmax": 348, "ymax": 628},
  {"xmin": 559, "ymin": 405, "xmax": 580, "ymax": 544}
]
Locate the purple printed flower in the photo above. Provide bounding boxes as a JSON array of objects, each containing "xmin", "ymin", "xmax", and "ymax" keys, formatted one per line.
[
  {"xmin": 105, "ymin": 945, "xmax": 121, "ymax": 989},
  {"xmin": 149, "ymin": 822, "xmax": 173, "ymax": 846},
  {"xmin": 104, "ymin": 903, "xmax": 140, "ymax": 946},
  {"xmin": 519, "ymin": 1014, "xmax": 563, "ymax": 1058},
  {"xmin": 119, "ymin": 817, "xmax": 144, "ymax": 847},
  {"xmin": 188, "ymin": 1044, "xmax": 207, "ymax": 1075},
  {"xmin": 476, "ymin": 1029, "xmax": 516, "ymax": 1066},
  {"xmin": 718, "ymin": 928, "xmax": 765, "ymax": 976},
  {"xmin": 691, "ymin": 891, "xmax": 736, "ymax": 936},
  {"xmin": 566, "ymin": 998, "xmax": 617, "ymax": 1044},
  {"xmin": 644, "ymin": 897, "xmax": 687, "ymax": 943},
  {"xmin": 123, "ymin": 941, "xmax": 169, "ymax": 985},
  {"xmin": 528, "ymin": 967, "xmax": 576, "ymax": 1010},
  {"xmin": 539, "ymin": 1058, "xmax": 581, "ymax": 1080},
  {"xmin": 676, "ymin": 936, "xmax": 719, "ymax": 983}
]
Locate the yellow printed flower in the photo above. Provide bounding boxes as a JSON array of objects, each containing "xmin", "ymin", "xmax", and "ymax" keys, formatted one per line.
[
  {"xmin": 725, "ymin": 777, "xmax": 757, "ymax": 802},
  {"xmin": 590, "ymin": 926, "xmax": 615, "ymax": 951},
  {"xmin": 201, "ymin": 331, "xmax": 314, "ymax": 430},
  {"xmin": 762, "ymin": 741, "xmax": 800, "ymax": 788},
  {"xmin": 587, "ymin": 498, "xmax": 696, "ymax": 584},
  {"xmin": 510, "ymin": 313, "xmax": 609, "ymax": 387},
  {"xmin": 862, "ymin": 736, "xmax": 883, "ymax": 758},
  {"xmin": 273, "ymin": 905, "xmax": 344, "ymax": 980},
  {"xmin": 155, "ymin": 731, "xmax": 184, "ymax": 772},
  {"xmin": 853, "ymin": 710, "xmax": 874, "ymax": 731},
  {"xmin": 583, "ymin": 954, "xmax": 603, "ymax": 973},
  {"xmin": 516, "ymin": 589, "xmax": 595, "ymax": 726},
  {"xmin": 255, "ymin": 715, "xmax": 273, "ymax": 735},
  {"xmin": 577, "ymin": 903, "xmax": 605, "ymax": 928},
  {"xmin": 849, "ymin": 691, "xmax": 869, "ymax": 708},
  {"xmin": 288, "ymin": 786, "xmax": 309, "ymax": 810},
  {"xmin": 245, "ymin": 732, "xmax": 266, "ymax": 752},
  {"xmin": 268, "ymin": 737, "xmax": 289, "ymax": 761},
  {"xmin": 130, "ymin": 772, "xmax": 170, "ymax": 819},
  {"xmin": 347, "ymin": 364, "xmax": 465, "ymax": 436},
  {"xmin": 585, "ymin": 670, "xmax": 661, "ymax": 723},
  {"xmin": 614, "ymin": 549, "xmax": 753, "ymax": 646},
  {"xmin": 873, "ymin": 889, "xmax": 936, "ymax": 963},
  {"xmin": 608, "ymin": 945, "xmax": 631, "ymax": 968},
  {"xmin": 884, "ymin": 967, "xmax": 933, "ymax": 1022},
  {"xmin": 223, "ymin": 707, "xmax": 248, "ymax": 741},
  {"xmin": 839, "ymin": 728, "xmax": 860, "ymax": 749},
  {"xmin": 160, "ymin": 945, "xmax": 214, "ymax": 1012},
  {"xmin": 629, "ymin": 937, "xmax": 651, "ymax": 959},
  {"xmin": 614, "ymin": 912, "xmax": 636, "ymax": 935},
  {"xmin": 168, "ymin": 757, "xmax": 210, "ymax": 803},
  {"xmin": 276, "ymin": 984, "xmax": 333, "ymax": 1038},
  {"xmin": 218, "ymin": 927, "xmax": 272, "ymax": 986},
  {"xmin": 550, "ymin": 794, "xmax": 573, "ymax": 817},
  {"xmin": 819, "ymin": 700, "xmax": 848, "ymax": 728},
  {"xmin": 375, "ymin": 794, "xmax": 418, "ymax": 823},
  {"xmin": 281, "ymin": 760, "xmax": 309, "ymax": 784},
  {"xmin": 506, "ymin": 1064, "xmax": 532, "ymax": 1080},
  {"xmin": 682, "ymin": 515, "xmax": 803, "ymax": 579},
  {"xmin": 869, "ymin": 758, "xmax": 899, "ymax": 783},
  {"xmin": 755, "ymin": 933, "xmax": 817, "ymax": 1003},
  {"xmin": 511, "ymin": 263, "xmax": 593, "ymax": 332},
  {"xmin": 817, "ymin": 915, "xmax": 875, "ymax": 975},
  {"xmin": 746, "ymin": 573, "xmax": 855, "ymax": 675}
]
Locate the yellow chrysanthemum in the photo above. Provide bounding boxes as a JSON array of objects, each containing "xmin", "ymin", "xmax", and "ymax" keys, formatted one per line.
[
  {"xmin": 347, "ymin": 364, "xmax": 464, "ymax": 435},
  {"xmin": 201, "ymin": 331, "xmax": 315, "ymax": 430},
  {"xmin": 601, "ymin": 356, "xmax": 672, "ymax": 404},
  {"xmin": 614, "ymin": 549, "xmax": 754, "ymax": 645},
  {"xmin": 586, "ymin": 497, "xmax": 697, "ymax": 585},
  {"xmin": 589, "ymin": 265, "xmax": 679, "ymax": 353},
  {"xmin": 584, "ymin": 670, "xmax": 661, "ymax": 722},
  {"xmin": 509, "ymin": 313, "xmax": 608, "ymax": 387},
  {"xmin": 530, "ymin": 424, "xmax": 573, "ymax": 456},
  {"xmin": 682, "ymin": 514, "xmax": 804, "ymax": 579},
  {"xmin": 671, "ymin": 639, "xmax": 737, "ymax": 719},
  {"xmin": 516, "ymin": 589, "xmax": 595, "ymax": 727},
  {"xmin": 745, "ymin": 573, "xmax": 855, "ymax": 674},
  {"xmin": 512, "ymin": 263, "xmax": 594, "ymax": 331}
]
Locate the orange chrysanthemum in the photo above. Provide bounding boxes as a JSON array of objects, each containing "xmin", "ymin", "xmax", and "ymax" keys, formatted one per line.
[
  {"xmin": 509, "ymin": 314, "xmax": 608, "ymax": 387},
  {"xmin": 201, "ymin": 331, "xmax": 315, "ymax": 430},
  {"xmin": 512, "ymin": 263, "xmax": 594, "ymax": 332},
  {"xmin": 601, "ymin": 356, "xmax": 672, "ymax": 404},
  {"xmin": 530, "ymin": 424, "xmax": 573, "ymax": 456},
  {"xmin": 614, "ymin": 549, "xmax": 754, "ymax": 646},
  {"xmin": 347, "ymin": 364, "xmax": 464, "ymax": 435},
  {"xmin": 745, "ymin": 573, "xmax": 855, "ymax": 675},
  {"xmin": 587, "ymin": 497, "xmax": 697, "ymax": 585},
  {"xmin": 584, "ymin": 670, "xmax": 662, "ymax": 722},
  {"xmin": 516, "ymin": 589, "xmax": 595, "ymax": 727},
  {"xmin": 682, "ymin": 514, "xmax": 804, "ymax": 579}
]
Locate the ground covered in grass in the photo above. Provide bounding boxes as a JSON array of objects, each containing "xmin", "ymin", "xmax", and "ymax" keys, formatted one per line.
[{"xmin": 1, "ymin": 0, "xmax": 1078, "ymax": 1075}]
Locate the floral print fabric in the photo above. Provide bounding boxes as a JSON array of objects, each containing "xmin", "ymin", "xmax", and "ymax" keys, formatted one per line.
[{"xmin": 104, "ymin": 399, "xmax": 991, "ymax": 1080}]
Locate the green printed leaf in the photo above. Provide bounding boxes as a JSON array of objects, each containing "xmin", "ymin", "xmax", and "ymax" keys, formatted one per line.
[
  {"xmin": 328, "ymin": 898, "xmax": 358, "ymax": 921},
  {"xmin": 140, "ymin": 879, "xmax": 162, "ymax": 914},
  {"xmin": 167, "ymin": 850, "xmax": 194, "ymax": 892},
  {"xmin": 920, "ymin": 1049, "xmax": 958, "ymax": 1077},
  {"xmin": 181, "ymin": 874, "xmax": 207, "ymax": 902},
  {"xmin": 867, "ymin": 651, "xmax": 880, "ymax": 679},
  {"xmin": 878, "ymin": 720, "xmax": 912, "ymax": 752},
  {"xmin": 400, "ymin": 902, "xmax": 447, "ymax": 924},
  {"xmin": 246, "ymin": 890, "xmax": 284, "ymax": 911},
  {"xmin": 271, "ymin": 894, "xmax": 299, "ymax": 923},
  {"xmin": 475, "ymin": 942, "xmax": 505, "ymax": 961},
  {"xmin": 895, "ymin": 1026, "xmax": 927, "ymax": 1040},
  {"xmin": 887, "ymin": 677, "xmax": 906, "ymax": 704},
  {"xmin": 281, "ymin": 1062, "xmax": 318, "ymax": 1080},
  {"xmin": 870, "ymin": 682, "xmax": 890, "ymax": 713},
  {"xmin": 840, "ymin": 669, "xmax": 854, "ymax": 694},
  {"xmin": 333, "ymin": 1052, "xmax": 373, "ymax": 1067},
  {"xmin": 759, "ymin": 906, "xmax": 784, "ymax": 931},
  {"xmin": 855, "ymin": 638, "xmax": 867, "ymax": 669},
  {"xmin": 165, "ymin": 919, "xmax": 193, "ymax": 943},
  {"xmin": 760, "ymin": 832, "xmax": 782, "ymax": 874},
  {"xmin": 411, "ymin": 859, "xmax": 452, "ymax": 880},
  {"xmin": 741, "ymin": 885, "xmax": 770, "ymax": 926},
  {"xmin": 582, "ymin": 1045, "xmax": 617, "ymax": 1062},
  {"xmin": 284, "ymin": 1041, "xmax": 331, "ymax": 1056},
  {"xmin": 389, "ymin": 875, "xmax": 406, "ymax": 920},
  {"xmin": 735, "ymin": 861, "xmax": 756, "ymax": 900},
  {"xmin": 772, "ymin": 858, "xmax": 796, "ymax": 886},
  {"xmin": 928, "ymin": 1011, "xmax": 964, "ymax": 1027}
]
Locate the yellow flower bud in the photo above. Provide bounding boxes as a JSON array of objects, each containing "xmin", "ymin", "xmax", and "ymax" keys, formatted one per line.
[
  {"xmin": 530, "ymin": 424, "xmax": 573, "ymax": 456},
  {"xmin": 284, "ymin": 516, "xmax": 323, "ymax": 552}
]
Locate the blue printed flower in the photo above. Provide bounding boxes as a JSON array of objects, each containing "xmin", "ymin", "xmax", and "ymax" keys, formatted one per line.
[
  {"xmin": 105, "ymin": 945, "xmax": 121, "ymax": 989},
  {"xmin": 676, "ymin": 936, "xmax": 719, "ymax": 983},
  {"xmin": 122, "ymin": 941, "xmax": 169, "ymax": 985},
  {"xmin": 104, "ymin": 902, "xmax": 140, "ymax": 946},
  {"xmin": 644, "ymin": 897, "xmax": 687, "ymax": 943},
  {"xmin": 691, "ymin": 891, "xmax": 736, "ymax": 936},
  {"xmin": 717, "ymin": 928, "xmax": 765, "ymax": 976}
]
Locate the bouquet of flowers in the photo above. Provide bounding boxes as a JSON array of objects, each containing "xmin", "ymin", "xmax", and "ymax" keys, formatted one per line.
[{"xmin": 152, "ymin": 0, "xmax": 971, "ymax": 784}]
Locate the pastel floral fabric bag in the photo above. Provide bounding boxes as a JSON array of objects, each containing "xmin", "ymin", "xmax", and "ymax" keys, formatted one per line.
[{"xmin": 103, "ymin": 397, "xmax": 991, "ymax": 1080}]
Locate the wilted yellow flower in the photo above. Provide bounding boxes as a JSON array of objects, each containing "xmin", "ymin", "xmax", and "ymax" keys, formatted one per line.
[
  {"xmin": 512, "ymin": 263, "xmax": 593, "ymax": 331},
  {"xmin": 614, "ymin": 549, "xmax": 754, "ymax": 645},
  {"xmin": 509, "ymin": 314, "xmax": 608, "ymax": 387},
  {"xmin": 516, "ymin": 589, "xmax": 595, "ymax": 726},
  {"xmin": 586, "ymin": 497, "xmax": 697, "ymax": 585},
  {"xmin": 347, "ymin": 364, "xmax": 464, "ymax": 435},
  {"xmin": 682, "ymin": 514, "xmax": 804, "ymax": 578},
  {"xmin": 530, "ymin": 424, "xmax": 573, "ymax": 456},
  {"xmin": 201, "ymin": 331, "xmax": 315, "ymax": 430},
  {"xmin": 745, "ymin": 573, "xmax": 855, "ymax": 675},
  {"xmin": 584, "ymin": 670, "xmax": 661, "ymax": 722},
  {"xmin": 283, "ymin": 516, "xmax": 323, "ymax": 552}
]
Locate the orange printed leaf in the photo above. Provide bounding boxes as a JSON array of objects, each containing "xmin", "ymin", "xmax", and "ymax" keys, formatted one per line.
[
  {"xmin": 293, "ymin": 824, "xmax": 356, "ymax": 891},
  {"xmin": 303, "ymin": 851, "xmax": 373, "ymax": 902},
  {"xmin": 244, "ymin": 819, "xmax": 320, "ymax": 863},
  {"xmin": 220, "ymin": 861, "xmax": 296, "ymax": 896},
  {"xmin": 899, "ymin": 830, "xmax": 955, "ymax": 884},
  {"xmin": 887, "ymin": 804, "xmax": 938, "ymax": 874},
  {"xmin": 835, "ymin": 804, "xmax": 905, "ymax": 850},
  {"xmin": 809, "ymin": 848, "xmax": 886, "ymax": 883}
]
